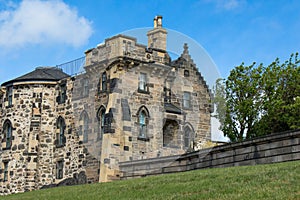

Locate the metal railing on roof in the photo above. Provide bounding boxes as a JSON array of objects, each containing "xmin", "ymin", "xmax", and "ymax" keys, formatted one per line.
[{"xmin": 56, "ymin": 56, "xmax": 86, "ymax": 76}]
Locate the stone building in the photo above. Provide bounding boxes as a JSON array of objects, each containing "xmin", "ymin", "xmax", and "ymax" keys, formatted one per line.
[{"xmin": 0, "ymin": 16, "xmax": 212, "ymax": 194}]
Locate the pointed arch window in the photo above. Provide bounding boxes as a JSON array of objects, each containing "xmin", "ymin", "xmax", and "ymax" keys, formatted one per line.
[
  {"xmin": 2, "ymin": 120, "xmax": 12, "ymax": 149},
  {"xmin": 184, "ymin": 125, "xmax": 194, "ymax": 149},
  {"xmin": 97, "ymin": 107, "xmax": 106, "ymax": 140},
  {"xmin": 56, "ymin": 117, "xmax": 66, "ymax": 147},
  {"xmin": 137, "ymin": 106, "xmax": 149, "ymax": 140}
]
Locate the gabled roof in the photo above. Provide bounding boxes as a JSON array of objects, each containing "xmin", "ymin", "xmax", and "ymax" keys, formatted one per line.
[{"xmin": 1, "ymin": 67, "xmax": 70, "ymax": 86}]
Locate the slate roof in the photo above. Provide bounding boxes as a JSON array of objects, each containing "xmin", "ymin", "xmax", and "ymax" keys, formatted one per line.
[{"xmin": 1, "ymin": 67, "xmax": 70, "ymax": 86}]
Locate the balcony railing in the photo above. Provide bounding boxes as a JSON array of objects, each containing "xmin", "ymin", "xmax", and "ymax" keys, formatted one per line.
[{"xmin": 56, "ymin": 56, "xmax": 85, "ymax": 76}]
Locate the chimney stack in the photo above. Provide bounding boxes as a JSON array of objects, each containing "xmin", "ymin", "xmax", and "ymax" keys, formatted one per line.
[{"xmin": 147, "ymin": 15, "xmax": 167, "ymax": 50}]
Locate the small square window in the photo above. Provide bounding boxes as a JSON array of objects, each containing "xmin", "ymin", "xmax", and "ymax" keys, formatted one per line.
[{"xmin": 184, "ymin": 70, "xmax": 190, "ymax": 77}]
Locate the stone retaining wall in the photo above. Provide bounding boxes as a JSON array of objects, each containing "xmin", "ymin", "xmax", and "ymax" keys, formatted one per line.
[{"xmin": 120, "ymin": 130, "xmax": 300, "ymax": 179}]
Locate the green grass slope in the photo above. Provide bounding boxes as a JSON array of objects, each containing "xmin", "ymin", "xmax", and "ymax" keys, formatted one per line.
[{"xmin": 2, "ymin": 161, "xmax": 300, "ymax": 200}]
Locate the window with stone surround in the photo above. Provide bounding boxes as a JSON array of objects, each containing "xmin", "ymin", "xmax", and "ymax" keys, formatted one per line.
[
  {"xmin": 2, "ymin": 120, "xmax": 12, "ymax": 149},
  {"xmin": 80, "ymin": 111, "xmax": 89, "ymax": 143},
  {"xmin": 2, "ymin": 161, "xmax": 9, "ymax": 182},
  {"xmin": 183, "ymin": 92, "xmax": 191, "ymax": 109},
  {"xmin": 97, "ymin": 106, "xmax": 106, "ymax": 140},
  {"xmin": 7, "ymin": 86, "xmax": 13, "ymax": 106},
  {"xmin": 138, "ymin": 73, "xmax": 148, "ymax": 93},
  {"xmin": 56, "ymin": 160, "xmax": 64, "ymax": 179},
  {"xmin": 82, "ymin": 79, "xmax": 89, "ymax": 97},
  {"xmin": 184, "ymin": 124, "xmax": 194, "ymax": 149},
  {"xmin": 56, "ymin": 117, "xmax": 66, "ymax": 147},
  {"xmin": 101, "ymin": 72, "xmax": 107, "ymax": 92},
  {"xmin": 137, "ymin": 106, "xmax": 149, "ymax": 140},
  {"xmin": 184, "ymin": 70, "xmax": 190, "ymax": 77},
  {"xmin": 164, "ymin": 87, "xmax": 171, "ymax": 103},
  {"xmin": 57, "ymin": 83, "xmax": 67, "ymax": 104}
]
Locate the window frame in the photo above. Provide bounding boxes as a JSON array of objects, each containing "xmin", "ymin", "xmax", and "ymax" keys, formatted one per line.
[
  {"xmin": 184, "ymin": 125, "xmax": 194, "ymax": 149},
  {"xmin": 83, "ymin": 79, "xmax": 89, "ymax": 97},
  {"xmin": 2, "ymin": 120, "xmax": 12, "ymax": 149},
  {"xmin": 59, "ymin": 83, "xmax": 67, "ymax": 104},
  {"xmin": 3, "ymin": 161, "xmax": 9, "ymax": 182},
  {"xmin": 56, "ymin": 160, "xmax": 64, "ymax": 179},
  {"xmin": 97, "ymin": 107, "xmax": 106, "ymax": 140},
  {"xmin": 56, "ymin": 117, "xmax": 66, "ymax": 147},
  {"xmin": 101, "ymin": 72, "xmax": 107, "ymax": 92},
  {"xmin": 138, "ymin": 73, "xmax": 148, "ymax": 93},
  {"xmin": 183, "ymin": 92, "xmax": 191, "ymax": 109},
  {"xmin": 137, "ymin": 107, "xmax": 150, "ymax": 141},
  {"xmin": 80, "ymin": 111, "xmax": 89, "ymax": 143},
  {"xmin": 7, "ymin": 86, "xmax": 13, "ymax": 106}
]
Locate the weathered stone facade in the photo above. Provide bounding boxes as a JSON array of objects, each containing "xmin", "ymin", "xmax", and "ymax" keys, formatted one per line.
[{"xmin": 0, "ymin": 16, "xmax": 212, "ymax": 195}]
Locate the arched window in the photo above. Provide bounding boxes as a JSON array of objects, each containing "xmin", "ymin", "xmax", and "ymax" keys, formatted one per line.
[
  {"xmin": 2, "ymin": 120, "xmax": 12, "ymax": 149},
  {"xmin": 80, "ymin": 111, "xmax": 89, "ymax": 143},
  {"xmin": 184, "ymin": 124, "xmax": 195, "ymax": 149},
  {"xmin": 56, "ymin": 117, "xmax": 66, "ymax": 146},
  {"xmin": 137, "ymin": 106, "xmax": 149, "ymax": 139},
  {"xmin": 102, "ymin": 72, "xmax": 107, "ymax": 92},
  {"xmin": 97, "ymin": 106, "xmax": 106, "ymax": 140},
  {"xmin": 139, "ymin": 111, "xmax": 146, "ymax": 138}
]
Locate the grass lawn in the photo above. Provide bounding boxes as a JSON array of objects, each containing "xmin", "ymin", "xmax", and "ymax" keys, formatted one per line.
[{"xmin": 2, "ymin": 160, "xmax": 300, "ymax": 200}]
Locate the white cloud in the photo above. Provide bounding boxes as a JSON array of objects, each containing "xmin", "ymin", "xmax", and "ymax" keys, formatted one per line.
[
  {"xmin": 219, "ymin": 0, "xmax": 240, "ymax": 10},
  {"xmin": 204, "ymin": 0, "xmax": 246, "ymax": 11},
  {"xmin": 0, "ymin": 0, "xmax": 93, "ymax": 48}
]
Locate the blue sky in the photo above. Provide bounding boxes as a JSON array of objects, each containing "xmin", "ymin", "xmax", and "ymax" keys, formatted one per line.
[{"xmin": 0, "ymin": 0, "xmax": 299, "ymax": 85}]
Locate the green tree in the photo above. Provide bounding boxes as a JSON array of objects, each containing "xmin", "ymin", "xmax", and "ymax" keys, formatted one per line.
[
  {"xmin": 222, "ymin": 63, "xmax": 263, "ymax": 142},
  {"xmin": 258, "ymin": 53, "xmax": 300, "ymax": 134},
  {"xmin": 214, "ymin": 53, "xmax": 300, "ymax": 142}
]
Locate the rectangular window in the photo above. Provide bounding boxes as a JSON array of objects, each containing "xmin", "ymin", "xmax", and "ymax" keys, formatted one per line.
[
  {"xmin": 102, "ymin": 73, "xmax": 107, "ymax": 92},
  {"xmin": 3, "ymin": 162, "xmax": 8, "ymax": 182},
  {"xmin": 7, "ymin": 86, "xmax": 13, "ymax": 106},
  {"xmin": 164, "ymin": 87, "xmax": 171, "ymax": 103},
  {"xmin": 6, "ymin": 125, "xmax": 12, "ymax": 149},
  {"xmin": 138, "ymin": 73, "xmax": 147, "ymax": 92},
  {"xmin": 183, "ymin": 92, "xmax": 191, "ymax": 108},
  {"xmin": 56, "ymin": 161, "xmax": 63, "ymax": 179},
  {"xmin": 83, "ymin": 79, "xmax": 89, "ymax": 97},
  {"xmin": 60, "ymin": 84, "xmax": 67, "ymax": 104}
]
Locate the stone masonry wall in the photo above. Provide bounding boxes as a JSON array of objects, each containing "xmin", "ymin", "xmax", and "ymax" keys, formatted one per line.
[{"xmin": 0, "ymin": 80, "xmax": 86, "ymax": 195}]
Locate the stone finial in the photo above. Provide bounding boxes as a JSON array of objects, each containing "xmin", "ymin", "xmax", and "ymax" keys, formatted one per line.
[
  {"xmin": 183, "ymin": 43, "xmax": 189, "ymax": 55},
  {"xmin": 181, "ymin": 43, "xmax": 192, "ymax": 62}
]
